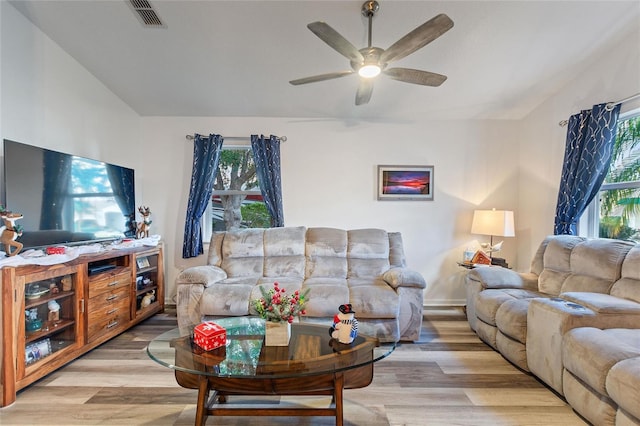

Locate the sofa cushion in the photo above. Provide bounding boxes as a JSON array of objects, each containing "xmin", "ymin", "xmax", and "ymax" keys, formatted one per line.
[
  {"xmin": 475, "ymin": 288, "xmax": 540, "ymax": 326},
  {"xmin": 347, "ymin": 228, "xmax": 390, "ymax": 278},
  {"xmin": 562, "ymin": 328, "xmax": 640, "ymax": 394},
  {"xmin": 538, "ymin": 235, "xmax": 584, "ymax": 295},
  {"xmin": 388, "ymin": 232, "xmax": 406, "ymax": 268},
  {"xmin": 348, "ymin": 278, "xmax": 399, "ymax": 318},
  {"xmin": 301, "ymin": 277, "xmax": 349, "ymax": 317},
  {"xmin": 560, "ymin": 239, "xmax": 634, "ymax": 294},
  {"xmin": 201, "ymin": 280, "xmax": 257, "ymax": 316},
  {"xmin": 263, "ymin": 226, "xmax": 306, "ymax": 278},
  {"xmin": 221, "ymin": 228, "xmax": 265, "ymax": 278},
  {"xmin": 206, "ymin": 231, "xmax": 225, "ymax": 267},
  {"xmin": 610, "ymin": 245, "xmax": 640, "ymax": 304},
  {"xmin": 606, "ymin": 356, "xmax": 640, "ymax": 421},
  {"xmin": 305, "ymin": 228, "xmax": 348, "ymax": 278},
  {"xmin": 495, "ymin": 298, "xmax": 531, "ymax": 343}
]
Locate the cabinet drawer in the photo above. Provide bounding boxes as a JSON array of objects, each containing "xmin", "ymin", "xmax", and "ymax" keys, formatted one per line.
[
  {"xmin": 87, "ymin": 310, "xmax": 129, "ymax": 343},
  {"xmin": 89, "ymin": 269, "xmax": 132, "ymax": 298},
  {"xmin": 88, "ymin": 286, "xmax": 129, "ymax": 312},
  {"xmin": 89, "ymin": 270, "xmax": 131, "ymax": 295},
  {"xmin": 88, "ymin": 293, "xmax": 129, "ymax": 322}
]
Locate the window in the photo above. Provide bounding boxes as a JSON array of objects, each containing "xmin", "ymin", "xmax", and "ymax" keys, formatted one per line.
[
  {"xmin": 586, "ymin": 113, "xmax": 640, "ymax": 242},
  {"xmin": 202, "ymin": 146, "xmax": 271, "ymax": 240}
]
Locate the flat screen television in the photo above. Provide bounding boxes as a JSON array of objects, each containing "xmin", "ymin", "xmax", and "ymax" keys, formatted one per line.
[{"xmin": 2, "ymin": 139, "xmax": 136, "ymax": 250}]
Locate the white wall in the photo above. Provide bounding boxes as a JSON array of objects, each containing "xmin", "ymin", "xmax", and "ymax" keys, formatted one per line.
[
  {"xmin": 516, "ymin": 23, "xmax": 640, "ymax": 270},
  {"xmin": 141, "ymin": 117, "xmax": 520, "ymax": 305},
  {"xmin": 1, "ymin": 2, "xmax": 141, "ymax": 173}
]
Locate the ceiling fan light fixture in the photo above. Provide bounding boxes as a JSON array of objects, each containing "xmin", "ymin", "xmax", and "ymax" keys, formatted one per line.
[{"xmin": 358, "ymin": 64, "xmax": 381, "ymax": 78}]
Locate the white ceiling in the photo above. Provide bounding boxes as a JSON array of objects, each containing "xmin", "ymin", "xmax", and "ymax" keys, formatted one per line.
[{"xmin": 8, "ymin": 0, "xmax": 640, "ymax": 121}]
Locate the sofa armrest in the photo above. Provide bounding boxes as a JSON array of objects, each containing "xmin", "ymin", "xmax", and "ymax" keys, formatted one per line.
[
  {"xmin": 561, "ymin": 292, "xmax": 640, "ymax": 315},
  {"xmin": 176, "ymin": 265, "xmax": 227, "ymax": 287},
  {"xmin": 467, "ymin": 267, "xmax": 538, "ymax": 291},
  {"xmin": 382, "ymin": 267, "xmax": 426, "ymax": 290}
]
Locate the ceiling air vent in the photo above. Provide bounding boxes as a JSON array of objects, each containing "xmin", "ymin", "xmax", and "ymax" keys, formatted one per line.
[{"xmin": 128, "ymin": 0, "xmax": 165, "ymax": 28}]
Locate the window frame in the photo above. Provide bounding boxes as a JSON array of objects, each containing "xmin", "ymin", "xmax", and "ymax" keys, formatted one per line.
[{"xmin": 584, "ymin": 108, "xmax": 640, "ymax": 239}]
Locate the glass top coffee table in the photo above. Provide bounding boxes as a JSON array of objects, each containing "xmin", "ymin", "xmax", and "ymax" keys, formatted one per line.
[{"xmin": 147, "ymin": 317, "xmax": 395, "ymax": 426}]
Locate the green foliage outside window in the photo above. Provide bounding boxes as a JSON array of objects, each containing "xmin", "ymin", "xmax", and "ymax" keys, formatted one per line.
[{"xmin": 599, "ymin": 115, "xmax": 640, "ymax": 241}]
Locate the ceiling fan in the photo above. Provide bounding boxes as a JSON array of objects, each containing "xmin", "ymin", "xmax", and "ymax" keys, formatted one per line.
[{"xmin": 289, "ymin": 1, "xmax": 454, "ymax": 105}]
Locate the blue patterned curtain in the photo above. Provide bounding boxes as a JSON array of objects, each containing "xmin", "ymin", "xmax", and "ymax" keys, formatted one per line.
[
  {"xmin": 182, "ymin": 134, "xmax": 223, "ymax": 258},
  {"xmin": 251, "ymin": 134, "xmax": 284, "ymax": 227},
  {"xmin": 554, "ymin": 103, "xmax": 621, "ymax": 235}
]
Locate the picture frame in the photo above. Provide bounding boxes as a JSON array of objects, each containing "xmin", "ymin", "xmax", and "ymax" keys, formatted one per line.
[
  {"xmin": 136, "ymin": 257, "xmax": 150, "ymax": 269},
  {"xmin": 377, "ymin": 165, "xmax": 434, "ymax": 201},
  {"xmin": 25, "ymin": 338, "xmax": 51, "ymax": 365}
]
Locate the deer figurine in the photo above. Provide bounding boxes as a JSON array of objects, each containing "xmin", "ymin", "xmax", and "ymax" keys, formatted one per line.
[
  {"xmin": 136, "ymin": 206, "xmax": 152, "ymax": 239},
  {"xmin": 0, "ymin": 210, "xmax": 24, "ymax": 256}
]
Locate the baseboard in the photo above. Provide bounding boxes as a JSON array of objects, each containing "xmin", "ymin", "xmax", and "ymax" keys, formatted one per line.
[{"xmin": 424, "ymin": 299, "xmax": 466, "ymax": 307}]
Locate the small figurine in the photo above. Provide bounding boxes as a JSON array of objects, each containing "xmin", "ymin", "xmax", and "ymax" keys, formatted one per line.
[
  {"xmin": 0, "ymin": 208, "xmax": 24, "ymax": 256},
  {"xmin": 48, "ymin": 300, "xmax": 61, "ymax": 322},
  {"xmin": 136, "ymin": 206, "xmax": 152, "ymax": 239},
  {"xmin": 141, "ymin": 290, "xmax": 156, "ymax": 308},
  {"xmin": 329, "ymin": 304, "xmax": 358, "ymax": 344},
  {"xmin": 61, "ymin": 275, "xmax": 72, "ymax": 292}
]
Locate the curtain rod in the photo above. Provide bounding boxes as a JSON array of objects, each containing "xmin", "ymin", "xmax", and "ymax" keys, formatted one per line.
[
  {"xmin": 185, "ymin": 134, "xmax": 287, "ymax": 142},
  {"xmin": 558, "ymin": 92, "xmax": 640, "ymax": 127}
]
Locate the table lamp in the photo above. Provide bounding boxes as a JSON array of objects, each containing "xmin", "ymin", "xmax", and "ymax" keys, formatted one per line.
[{"xmin": 471, "ymin": 209, "xmax": 515, "ymax": 267}]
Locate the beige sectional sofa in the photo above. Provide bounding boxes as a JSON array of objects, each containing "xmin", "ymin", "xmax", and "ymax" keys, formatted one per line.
[
  {"xmin": 176, "ymin": 226, "xmax": 426, "ymax": 342},
  {"xmin": 466, "ymin": 235, "xmax": 640, "ymax": 425}
]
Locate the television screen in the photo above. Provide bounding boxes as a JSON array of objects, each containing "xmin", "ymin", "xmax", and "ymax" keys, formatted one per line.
[{"xmin": 2, "ymin": 139, "xmax": 136, "ymax": 250}]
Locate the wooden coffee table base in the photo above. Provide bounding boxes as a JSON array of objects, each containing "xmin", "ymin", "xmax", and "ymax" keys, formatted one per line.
[{"xmin": 177, "ymin": 364, "xmax": 372, "ymax": 426}]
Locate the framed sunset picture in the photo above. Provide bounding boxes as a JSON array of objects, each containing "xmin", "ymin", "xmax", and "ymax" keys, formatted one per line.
[{"xmin": 377, "ymin": 165, "xmax": 434, "ymax": 201}]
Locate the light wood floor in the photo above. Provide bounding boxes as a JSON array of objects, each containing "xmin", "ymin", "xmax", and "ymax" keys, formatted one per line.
[{"xmin": 0, "ymin": 307, "xmax": 587, "ymax": 425}]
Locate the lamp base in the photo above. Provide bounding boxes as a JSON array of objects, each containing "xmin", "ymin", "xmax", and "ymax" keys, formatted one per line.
[{"xmin": 491, "ymin": 257, "xmax": 509, "ymax": 268}]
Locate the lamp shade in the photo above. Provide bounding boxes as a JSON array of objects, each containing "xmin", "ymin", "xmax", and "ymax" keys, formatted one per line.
[{"xmin": 471, "ymin": 209, "xmax": 515, "ymax": 237}]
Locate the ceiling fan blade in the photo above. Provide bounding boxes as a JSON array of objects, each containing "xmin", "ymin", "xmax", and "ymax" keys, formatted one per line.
[
  {"xmin": 307, "ymin": 21, "xmax": 364, "ymax": 63},
  {"xmin": 384, "ymin": 68, "xmax": 447, "ymax": 86},
  {"xmin": 289, "ymin": 70, "xmax": 354, "ymax": 85},
  {"xmin": 380, "ymin": 14, "xmax": 454, "ymax": 64},
  {"xmin": 355, "ymin": 79, "xmax": 374, "ymax": 105}
]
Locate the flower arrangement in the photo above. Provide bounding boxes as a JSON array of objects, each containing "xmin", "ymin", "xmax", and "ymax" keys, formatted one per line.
[{"xmin": 253, "ymin": 282, "xmax": 310, "ymax": 323}]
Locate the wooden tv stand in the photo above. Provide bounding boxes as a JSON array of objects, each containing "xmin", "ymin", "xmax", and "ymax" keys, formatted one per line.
[{"xmin": 0, "ymin": 244, "xmax": 164, "ymax": 407}]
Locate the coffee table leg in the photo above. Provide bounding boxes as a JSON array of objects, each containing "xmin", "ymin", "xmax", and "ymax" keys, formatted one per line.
[
  {"xmin": 334, "ymin": 373, "xmax": 344, "ymax": 426},
  {"xmin": 195, "ymin": 375, "xmax": 210, "ymax": 426}
]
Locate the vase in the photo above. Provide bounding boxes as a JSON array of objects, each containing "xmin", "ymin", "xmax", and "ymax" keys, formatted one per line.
[{"xmin": 264, "ymin": 321, "xmax": 291, "ymax": 346}]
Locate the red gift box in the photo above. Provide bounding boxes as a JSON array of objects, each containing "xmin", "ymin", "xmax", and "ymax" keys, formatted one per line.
[
  {"xmin": 194, "ymin": 322, "xmax": 226, "ymax": 351},
  {"xmin": 46, "ymin": 246, "xmax": 66, "ymax": 255}
]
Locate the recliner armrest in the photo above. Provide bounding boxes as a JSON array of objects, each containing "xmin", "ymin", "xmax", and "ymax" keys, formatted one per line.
[
  {"xmin": 176, "ymin": 265, "xmax": 227, "ymax": 287},
  {"xmin": 382, "ymin": 267, "xmax": 426, "ymax": 289},
  {"xmin": 561, "ymin": 292, "xmax": 640, "ymax": 315},
  {"xmin": 467, "ymin": 267, "xmax": 538, "ymax": 291}
]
